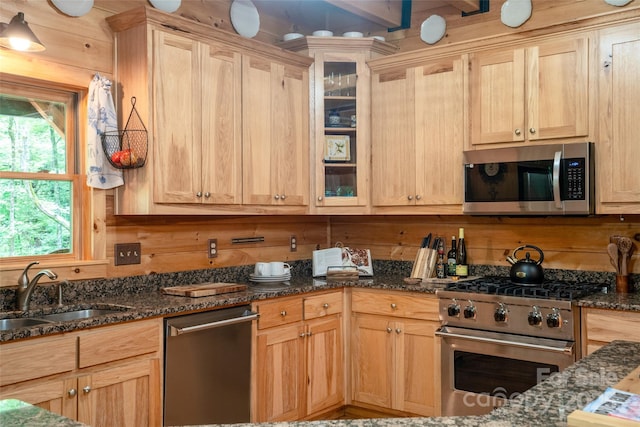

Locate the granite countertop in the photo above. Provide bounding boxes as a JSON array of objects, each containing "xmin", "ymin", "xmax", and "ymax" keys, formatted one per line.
[
  {"xmin": 575, "ymin": 290, "xmax": 640, "ymax": 310},
  {"xmin": 0, "ymin": 274, "xmax": 440, "ymax": 342},
  {"xmin": 0, "ymin": 399, "xmax": 86, "ymax": 427},
  {"xmin": 7, "ymin": 340, "xmax": 637, "ymax": 427}
]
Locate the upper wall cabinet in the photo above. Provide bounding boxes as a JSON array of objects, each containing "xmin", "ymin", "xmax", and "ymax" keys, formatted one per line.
[
  {"xmin": 597, "ymin": 22, "xmax": 640, "ymax": 214},
  {"xmin": 106, "ymin": 7, "xmax": 312, "ymax": 215},
  {"xmin": 282, "ymin": 37, "xmax": 397, "ymax": 214},
  {"xmin": 369, "ymin": 55, "xmax": 466, "ymax": 213},
  {"xmin": 469, "ymin": 36, "xmax": 591, "ymax": 147}
]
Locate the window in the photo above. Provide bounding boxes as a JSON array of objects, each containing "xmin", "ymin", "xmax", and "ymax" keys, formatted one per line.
[{"xmin": 0, "ymin": 79, "xmax": 83, "ymax": 261}]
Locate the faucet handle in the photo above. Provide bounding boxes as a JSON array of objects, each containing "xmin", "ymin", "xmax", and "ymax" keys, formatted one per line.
[{"xmin": 18, "ymin": 261, "xmax": 39, "ymax": 287}]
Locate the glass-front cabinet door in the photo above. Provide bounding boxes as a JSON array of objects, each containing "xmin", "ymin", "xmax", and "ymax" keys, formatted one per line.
[{"xmin": 313, "ymin": 51, "xmax": 370, "ymax": 211}]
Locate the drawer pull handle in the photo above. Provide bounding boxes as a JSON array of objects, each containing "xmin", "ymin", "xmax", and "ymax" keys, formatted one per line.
[
  {"xmin": 391, "ymin": 303, "xmax": 397, "ymax": 310},
  {"xmin": 386, "ymin": 327, "xmax": 392, "ymax": 333},
  {"xmin": 307, "ymin": 331, "xmax": 312, "ymax": 337},
  {"xmin": 323, "ymin": 303, "xmax": 329, "ymax": 309},
  {"xmin": 300, "ymin": 332, "xmax": 306, "ymax": 338},
  {"xmin": 68, "ymin": 388, "xmax": 77, "ymax": 397},
  {"xmin": 83, "ymin": 386, "xmax": 91, "ymax": 394},
  {"xmin": 396, "ymin": 328, "xmax": 402, "ymax": 334},
  {"xmin": 280, "ymin": 310, "xmax": 287, "ymax": 317}
]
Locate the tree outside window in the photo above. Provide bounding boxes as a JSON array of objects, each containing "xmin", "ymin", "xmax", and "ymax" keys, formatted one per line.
[{"xmin": 0, "ymin": 80, "xmax": 80, "ymax": 260}]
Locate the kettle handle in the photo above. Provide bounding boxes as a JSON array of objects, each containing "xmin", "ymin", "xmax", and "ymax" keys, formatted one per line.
[{"xmin": 512, "ymin": 245, "xmax": 544, "ymax": 265}]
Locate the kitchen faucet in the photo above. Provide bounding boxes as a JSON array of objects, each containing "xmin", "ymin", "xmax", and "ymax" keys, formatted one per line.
[{"xmin": 16, "ymin": 261, "xmax": 58, "ymax": 311}]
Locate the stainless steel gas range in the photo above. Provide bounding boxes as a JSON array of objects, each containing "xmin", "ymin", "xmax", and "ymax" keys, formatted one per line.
[{"xmin": 436, "ymin": 276, "xmax": 605, "ymax": 416}]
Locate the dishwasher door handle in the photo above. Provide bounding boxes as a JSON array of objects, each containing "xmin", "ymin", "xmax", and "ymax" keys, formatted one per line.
[{"xmin": 169, "ymin": 311, "xmax": 259, "ymax": 336}]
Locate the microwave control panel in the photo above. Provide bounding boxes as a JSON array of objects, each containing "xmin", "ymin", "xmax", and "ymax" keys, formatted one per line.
[{"xmin": 562, "ymin": 158, "xmax": 586, "ymax": 200}]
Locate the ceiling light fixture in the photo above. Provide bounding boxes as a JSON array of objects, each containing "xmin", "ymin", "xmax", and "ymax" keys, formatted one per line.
[{"xmin": 0, "ymin": 12, "xmax": 46, "ymax": 52}]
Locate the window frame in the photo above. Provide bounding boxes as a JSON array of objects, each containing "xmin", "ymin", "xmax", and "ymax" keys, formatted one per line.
[{"xmin": 0, "ymin": 73, "xmax": 103, "ymax": 280}]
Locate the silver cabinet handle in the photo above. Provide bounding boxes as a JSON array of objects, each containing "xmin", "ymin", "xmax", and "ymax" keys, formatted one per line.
[
  {"xmin": 317, "ymin": 196, "xmax": 323, "ymax": 201},
  {"xmin": 390, "ymin": 303, "xmax": 397, "ymax": 310},
  {"xmin": 280, "ymin": 310, "xmax": 287, "ymax": 317},
  {"xmin": 281, "ymin": 194, "xmax": 286, "ymax": 200},
  {"xmin": 514, "ymin": 128, "xmax": 521, "ymax": 136},
  {"xmin": 323, "ymin": 303, "xmax": 329, "ymax": 309},
  {"xmin": 196, "ymin": 192, "xmax": 202, "ymax": 198},
  {"xmin": 416, "ymin": 195, "xmax": 422, "ymax": 200},
  {"xmin": 68, "ymin": 388, "xmax": 77, "ymax": 397},
  {"xmin": 83, "ymin": 386, "xmax": 91, "ymax": 394},
  {"xmin": 204, "ymin": 192, "xmax": 211, "ymax": 198},
  {"xmin": 407, "ymin": 195, "xmax": 413, "ymax": 200},
  {"xmin": 274, "ymin": 194, "xmax": 280, "ymax": 200},
  {"xmin": 396, "ymin": 328, "xmax": 402, "ymax": 334},
  {"xmin": 307, "ymin": 331, "xmax": 312, "ymax": 337},
  {"xmin": 299, "ymin": 332, "xmax": 306, "ymax": 338},
  {"xmin": 386, "ymin": 327, "xmax": 392, "ymax": 333},
  {"xmin": 529, "ymin": 127, "xmax": 536, "ymax": 134}
]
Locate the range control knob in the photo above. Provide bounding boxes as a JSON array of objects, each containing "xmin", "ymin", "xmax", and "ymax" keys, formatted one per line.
[
  {"xmin": 494, "ymin": 303, "xmax": 508, "ymax": 323},
  {"xmin": 546, "ymin": 308, "xmax": 562, "ymax": 328},
  {"xmin": 528, "ymin": 306, "xmax": 543, "ymax": 326},
  {"xmin": 463, "ymin": 302, "xmax": 476, "ymax": 319},
  {"xmin": 447, "ymin": 302, "xmax": 461, "ymax": 317}
]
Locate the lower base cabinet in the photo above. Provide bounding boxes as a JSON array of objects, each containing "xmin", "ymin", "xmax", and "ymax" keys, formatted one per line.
[
  {"xmin": 350, "ymin": 289, "xmax": 439, "ymax": 416},
  {"xmin": 581, "ymin": 307, "xmax": 640, "ymax": 355},
  {"xmin": 0, "ymin": 319, "xmax": 162, "ymax": 426},
  {"xmin": 253, "ymin": 291, "xmax": 344, "ymax": 422}
]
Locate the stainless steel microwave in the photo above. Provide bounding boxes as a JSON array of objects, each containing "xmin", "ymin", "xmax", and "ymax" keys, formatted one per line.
[{"xmin": 463, "ymin": 142, "xmax": 594, "ymax": 215}]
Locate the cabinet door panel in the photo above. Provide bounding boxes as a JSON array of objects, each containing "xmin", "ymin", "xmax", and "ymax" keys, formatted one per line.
[
  {"xmin": 395, "ymin": 319, "xmax": 438, "ymax": 416},
  {"xmin": 201, "ymin": 45, "xmax": 242, "ymax": 204},
  {"xmin": 470, "ymin": 49, "xmax": 525, "ymax": 145},
  {"xmin": 306, "ymin": 316, "xmax": 344, "ymax": 415},
  {"xmin": 351, "ymin": 314, "xmax": 393, "ymax": 408},
  {"xmin": 0, "ymin": 377, "xmax": 77, "ymax": 420},
  {"xmin": 153, "ymin": 31, "xmax": 201, "ymax": 203},
  {"xmin": 371, "ymin": 70, "xmax": 416, "ymax": 206},
  {"xmin": 255, "ymin": 323, "xmax": 306, "ymax": 421},
  {"xmin": 529, "ymin": 37, "xmax": 589, "ymax": 140},
  {"xmin": 598, "ymin": 23, "xmax": 640, "ymax": 210}
]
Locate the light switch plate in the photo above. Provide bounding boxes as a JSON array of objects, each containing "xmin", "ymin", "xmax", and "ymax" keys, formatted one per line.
[{"xmin": 114, "ymin": 243, "xmax": 141, "ymax": 265}]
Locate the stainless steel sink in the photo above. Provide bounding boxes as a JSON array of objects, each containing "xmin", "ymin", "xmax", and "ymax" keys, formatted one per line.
[
  {"xmin": 0, "ymin": 317, "xmax": 50, "ymax": 331},
  {"xmin": 38, "ymin": 309, "xmax": 123, "ymax": 322}
]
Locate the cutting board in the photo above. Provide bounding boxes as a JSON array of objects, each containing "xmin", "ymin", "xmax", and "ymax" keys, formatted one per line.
[
  {"xmin": 567, "ymin": 365, "xmax": 640, "ymax": 426},
  {"xmin": 162, "ymin": 282, "xmax": 247, "ymax": 297}
]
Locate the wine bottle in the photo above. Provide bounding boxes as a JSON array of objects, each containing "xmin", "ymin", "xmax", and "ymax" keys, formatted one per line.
[
  {"xmin": 446, "ymin": 236, "xmax": 457, "ymax": 277},
  {"xmin": 436, "ymin": 238, "xmax": 446, "ymax": 279},
  {"xmin": 455, "ymin": 228, "xmax": 468, "ymax": 277}
]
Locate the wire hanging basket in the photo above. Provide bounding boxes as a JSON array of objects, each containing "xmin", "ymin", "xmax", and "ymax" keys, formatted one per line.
[{"xmin": 101, "ymin": 97, "xmax": 148, "ymax": 169}]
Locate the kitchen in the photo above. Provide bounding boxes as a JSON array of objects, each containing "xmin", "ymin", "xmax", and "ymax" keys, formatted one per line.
[{"xmin": 1, "ymin": 0, "xmax": 640, "ymax": 426}]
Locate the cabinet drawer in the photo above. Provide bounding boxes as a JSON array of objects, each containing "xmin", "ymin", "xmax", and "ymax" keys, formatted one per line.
[
  {"xmin": 78, "ymin": 319, "xmax": 161, "ymax": 368},
  {"xmin": 585, "ymin": 308, "xmax": 640, "ymax": 343},
  {"xmin": 351, "ymin": 289, "xmax": 438, "ymax": 321},
  {"xmin": 0, "ymin": 334, "xmax": 76, "ymax": 386},
  {"xmin": 255, "ymin": 297, "xmax": 303, "ymax": 330},
  {"xmin": 304, "ymin": 291, "xmax": 343, "ymax": 320}
]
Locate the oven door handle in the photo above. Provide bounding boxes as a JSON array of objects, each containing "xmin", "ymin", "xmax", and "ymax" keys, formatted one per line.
[{"xmin": 435, "ymin": 328, "xmax": 574, "ymax": 355}]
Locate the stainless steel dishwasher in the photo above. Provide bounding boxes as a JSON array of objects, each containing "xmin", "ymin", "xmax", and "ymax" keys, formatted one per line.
[{"xmin": 164, "ymin": 305, "xmax": 258, "ymax": 426}]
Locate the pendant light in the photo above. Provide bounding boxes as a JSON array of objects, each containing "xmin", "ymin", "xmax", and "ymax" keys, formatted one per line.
[{"xmin": 0, "ymin": 12, "xmax": 46, "ymax": 52}]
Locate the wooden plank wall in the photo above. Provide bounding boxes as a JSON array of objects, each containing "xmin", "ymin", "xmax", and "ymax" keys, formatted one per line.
[{"xmin": 330, "ymin": 215, "xmax": 640, "ymax": 274}]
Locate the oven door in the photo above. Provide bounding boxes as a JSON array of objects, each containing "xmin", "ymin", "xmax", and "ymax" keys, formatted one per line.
[{"xmin": 436, "ymin": 326, "xmax": 576, "ymax": 416}]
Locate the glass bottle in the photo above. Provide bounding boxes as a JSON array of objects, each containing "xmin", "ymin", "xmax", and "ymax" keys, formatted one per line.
[
  {"xmin": 436, "ymin": 238, "xmax": 446, "ymax": 279},
  {"xmin": 447, "ymin": 236, "xmax": 457, "ymax": 277},
  {"xmin": 455, "ymin": 228, "xmax": 468, "ymax": 277}
]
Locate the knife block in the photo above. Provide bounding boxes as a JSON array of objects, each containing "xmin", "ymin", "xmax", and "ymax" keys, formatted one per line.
[{"xmin": 410, "ymin": 248, "xmax": 437, "ymax": 280}]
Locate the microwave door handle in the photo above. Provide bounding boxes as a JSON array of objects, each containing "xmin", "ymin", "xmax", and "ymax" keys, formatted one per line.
[{"xmin": 552, "ymin": 150, "xmax": 562, "ymax": 209}]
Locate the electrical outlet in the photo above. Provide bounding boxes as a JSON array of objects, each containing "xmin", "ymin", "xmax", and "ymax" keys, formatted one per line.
[
  {"xmin": 114, "ymin": 243, "xmax": 141, "ymax": 266},
  {"xmin": 290, "ymin": 235, "xmax": 297, "ymax": 252},
  {"xmin": 208, "ymin": 239, "xmax": 218, "ymax": 258}
]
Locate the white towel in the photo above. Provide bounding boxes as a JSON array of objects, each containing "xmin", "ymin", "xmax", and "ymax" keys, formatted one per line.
[{"xmin": 86, "ymin": 74, "xmax": 124, "ymax": 189}]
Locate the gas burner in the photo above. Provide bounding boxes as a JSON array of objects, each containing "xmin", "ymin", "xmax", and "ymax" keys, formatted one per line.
[{"xmin": 443, "ymin": 276, "xmax": 605, "ymax": 301}]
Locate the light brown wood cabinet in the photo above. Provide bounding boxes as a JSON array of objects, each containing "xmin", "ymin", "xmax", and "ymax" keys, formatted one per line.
[
  {"xmin": 581, "ymin": 307, "xmax": 640, "ymax": 356},
  {"xmin": 0, "ymin": 319, "xmax": 162, "ymax": 426},
  {"xmin": 107, "ymin": 7, "xmax": 311, "ymax": 215},
  {"xmin": 370, "ymin": 55, "xmax": 465, "ymax": 213},
  {"xmin": 252, "ymin": 291, "xmax": 344, "ymax": 422},
  {"xmin": 350, "ymin": 289, "xmax": 439, "ymax": 416},
  {"xmin": 469, "ymin": 36, "xmax": 590, "ymax": 147},
  {"xmin": 596, "ymin": 21, "xmax": 640, "ymax": 214}
]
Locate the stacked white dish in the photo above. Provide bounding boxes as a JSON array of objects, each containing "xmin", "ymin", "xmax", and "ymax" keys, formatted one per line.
[{"xmin": 249, "ymin": 272, "xmax": 291, "ymax": 283}]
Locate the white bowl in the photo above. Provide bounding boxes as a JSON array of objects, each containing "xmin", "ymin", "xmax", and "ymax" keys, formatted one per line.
[
  {"xmin": 313, "ymin": 30, "xmax": 333, "ymax": 37},
  {"xmin": 372, "ymin": 35, "xmax": 386, "ymax": 42},
  {"xmin": 343, "ymin": 31, "xmax": 364, "ymax": 38},
  {"xmin": 283, "ymin": 32, "xmax": 304, "ymax": 41}
]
